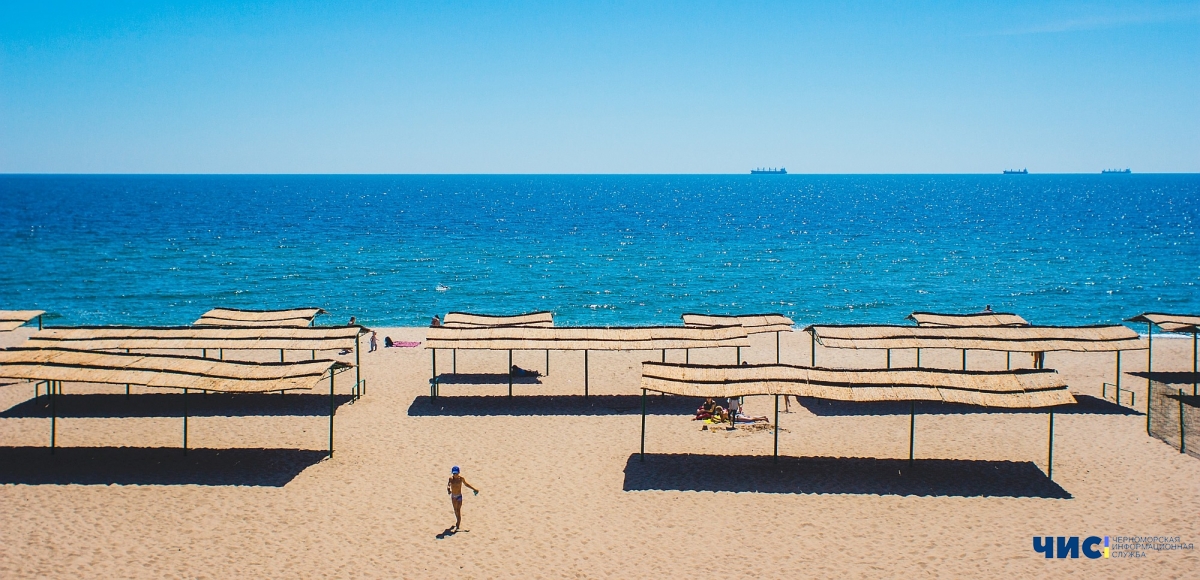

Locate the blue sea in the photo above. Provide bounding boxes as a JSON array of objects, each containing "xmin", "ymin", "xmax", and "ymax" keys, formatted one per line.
[{"xmin": 0, "ymin": 174, "xmax": 1196, "ymax": 328}]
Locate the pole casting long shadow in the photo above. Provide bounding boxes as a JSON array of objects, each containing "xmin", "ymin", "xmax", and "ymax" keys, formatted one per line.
[{"xmin": 623, "ymin": 453, "xmax": 1071, "ymax": 498}]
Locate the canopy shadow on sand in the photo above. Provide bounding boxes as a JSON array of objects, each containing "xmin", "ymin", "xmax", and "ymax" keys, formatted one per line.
[
  {"xmin": 1, "ymin": 393, "xmax": 356, "ymax": 418},
  {"xmin": 432, "ymin": 373, "xmax": 543, "ymax": 385},
  {"xmin": 622, "ymin": 453, "xmax": 1071, "ymax": 498},
  {"xmin": 408, "ymin": 394, "xmax": 702, "ymax": 416},
  {"xmin": 0, "ymin": 446, "xmax": 326, "ymax": 486},
  {"xmin": 793, "ymin": 394, "xmax": 1138, "ymax": 417}
]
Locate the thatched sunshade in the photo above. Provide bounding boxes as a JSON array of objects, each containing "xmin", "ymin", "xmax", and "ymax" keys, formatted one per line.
[
  {"xmin": 639, "ymin": 362, "xmax": 1074, "ymax": 408},
  {"xmin": 443, "ymin": 311, "xmax": 554, "ymax": 328},
  {"xmin": 906, "ymin": 312, "xmax": 1029, "ymax": 328},
  {"xmin": 806, "ymin": 324, "xmax": 1143, "ymax": 352},
  {"xmin": 681, "ymin": 313, "xmax": 794, "ymax": 334},
  {"xmin": 1125, "ymin": 313, "xmax": 1200, "ymax": 434},
  {"xmin": 195, "ymin": 307, "xmax": 325, "ymax": 327},
  {"xmin": 1, "ymin": 347, "xmax": 352, "ymax": 457},
  {"xmin": 425, "ymin": 325, "xmax": 751, "ymax": 399},
  {"xmin": 635, "ymin": 362, "xmax": 1073, "ymax": 480},
  {"xmin": 26, "ymin": 325, "xmax": 364, "ymax": 351},
  {"xmin": 0, "ymin": 310, "xmax": 45, "ymax": 332},
  {"xmin": 426, "ymin": 324, "xmax": 749, "ymax": 351}
]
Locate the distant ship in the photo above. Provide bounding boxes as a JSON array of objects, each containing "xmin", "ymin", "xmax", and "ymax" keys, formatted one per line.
[
  {"xmin": 751, "ymin": 168, "xmax": 787, "ymax": 174},
  {"xmin": 1002, "ymin": 168, "xmax": 1028, "ymax": 174},
  {"xmin": 1101, "ymin": 168, "xmax": 1131, "ymax": 174}
]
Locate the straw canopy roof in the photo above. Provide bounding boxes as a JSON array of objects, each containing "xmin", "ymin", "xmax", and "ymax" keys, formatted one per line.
[
  {"xmin": 0, "ymin": 347, "xmax": 349, "ymax": 393},
  {"xmin": 906, "ymin": 312, "xmax": 1029, "ymax": 328},
  {"xmin": 426, "ymin": 325, "xmax": 750, "ymax": 351},
  {"xmin": 195, "ymin": 307, "xmax": 325, "ymax": 327},
  {"xmin": 640, "ymin": 362, "xmax": 1075, "ymax": 408},
  {"xmin": 1125, "ymin": 312, "xmax": 1200, "ymax": 333},
  {"xmin": 805, "ymin": 324, "xmax": 1144, "ymax": 352},
  {"xmin": 0, "ymin": 310, "xmax": 44, "ymax": 332},
  {"xmin": 27, "ymin": 325, "xmax": 363, "ymax": 351},
  {"xmin": 681, "ymin": 313, "xmax": 794, "ymax": 334},
  {"xmin": 442, "ymin": 311, "xmax": 554, "ymax": 328}
]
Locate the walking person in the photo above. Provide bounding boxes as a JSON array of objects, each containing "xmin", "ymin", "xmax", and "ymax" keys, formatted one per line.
[
  {"xmin": 369, "ymin": 331, "xmax": 378, "ymax": 352},
  {"xmin": 446, "ymin": 466, "xmax": 479, "ymax": 532}
]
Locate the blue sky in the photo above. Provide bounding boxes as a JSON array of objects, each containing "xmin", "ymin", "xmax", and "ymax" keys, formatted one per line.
[{"xmin": 1, "ymin": 1, "xmax": 1197, "ymax": 173}]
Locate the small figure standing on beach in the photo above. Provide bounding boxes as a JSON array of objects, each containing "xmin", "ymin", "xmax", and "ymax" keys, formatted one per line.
[
  {"xmin": 349, "ymin": 316, "xmax": 356, "ymax": 326},
  {"xmin": 369, "ymin": 331, "xmax": 378, "ymax": 352},
  {"xmin": 431, "ymin": 315, "xmax": 442, "ymax": 327},
  {"xmin": 446, "ymin": 466, "xmax": 479, "ymax": 531}
]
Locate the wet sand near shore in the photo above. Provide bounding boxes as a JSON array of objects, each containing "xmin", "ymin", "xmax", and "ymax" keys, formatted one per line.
[{"xmin": 2, "ymin": 327, "xmax": 1198, "ymax": 578}]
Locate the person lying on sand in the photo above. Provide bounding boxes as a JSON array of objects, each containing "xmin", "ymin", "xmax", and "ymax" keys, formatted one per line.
[
  {"xmin": 446, "ymin": 466, "xmax": 479, "ymax": 531},
  {"xmin": 510, "ymin": 365, "xmax": 541, "ymax": 377},
  {"xmin": 734, "ymin": 410, "xmax": 770, "ymax": 424}
]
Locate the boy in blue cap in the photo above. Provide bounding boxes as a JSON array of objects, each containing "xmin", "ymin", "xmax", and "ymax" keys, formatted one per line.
[{"xmin": 446, "ymin": 466, "xmax": 479, "ymax": 531}]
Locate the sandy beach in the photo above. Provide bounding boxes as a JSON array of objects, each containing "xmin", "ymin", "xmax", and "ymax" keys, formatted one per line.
[{"xmin": 2, "ymin": 326, "xmax": 1198, "ymax": 578}]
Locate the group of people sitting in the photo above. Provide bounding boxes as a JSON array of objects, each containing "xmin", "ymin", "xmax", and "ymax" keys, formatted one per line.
[{"xmin": 693, "ymin": 397, "xmax": 770, "ymax": 424}]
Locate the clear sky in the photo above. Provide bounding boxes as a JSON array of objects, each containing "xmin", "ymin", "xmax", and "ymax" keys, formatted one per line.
[{"xmin": 1, "ymin": 1, "xmax": 1197, "ymax": 173}]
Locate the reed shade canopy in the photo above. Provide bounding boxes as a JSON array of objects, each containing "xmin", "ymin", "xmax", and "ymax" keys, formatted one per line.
[
  {"xmin": 1126, "ymin": 313, "xmax": 1200, "ymax": 333},
  {"xmin": 636, "ymin": 362, "xmax": 1074, "ymax": 480},
  {"xmin": 0, "ymin": 310, "xmax": 45, "ymax": 332},
  {"xmin": 426, "ymin": 324, "xmax": 749, "ymax": 351},
  {"xmin": 639, "ymin": 362, "xmax": 1074, "ymax": 408},
  {"xmin": 805, "ymin": 324, "xmax": 1145, "ymax": 353},
  {"xmin": 26, "ymin": 325, "xmax": 364, "ymax": 351},
  {"xmin": 0, "ymin": 347, "xmax": 349, "ymax": 393},
  {"xmin": 906, "ymin": 312, "xmax": 1030, "ymax": 328},
  {"xmin": 681, "ymin": 313, "xmax": 794, "ymax": 334},
  {"xmin": 442, "ymin": 311, "xmax": 554, "ymax": 328},
  {"xmin": 194, "ymin": 307, "xmax": 325, "ymax": 327}
]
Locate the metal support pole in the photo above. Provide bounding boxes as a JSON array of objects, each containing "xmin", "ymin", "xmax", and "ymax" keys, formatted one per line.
[
  {"xmin": 685, "ymin": 349, "xmax": 689, "ymax": 364},
  {"xmin": 126, "ymin": 384, "xmax": 130, "ymax": 399},
  {"xmin": 773, "ymin": 395, "xmax": 779, "ymax": 461},
  {"xmin": 776, "ymin": 331, "xmax": 781, "ymax": 364},
  {"xmin": 962, "ymin": 349, "xmax": 967, "ymax": 371},
  {"xmin": 50, "ymin": 381, "xmax": 56, "ymax": 454},
  {"xmin": 1180, "ymin": 389, "xmax": 1187, "ymax": 455},
  {"xmin": 280, "ymin": 349, "xmax": 284, "ymax": 363},
  {"xmin": 908, "ymin": 401, "xmax": 915, "ymax": 466},
  {"xmin": 355, "ymin": 333, "xmax": 361, "ymax": 400},
  {"xmin": 662, "ymin": 349, "xmax": 665, "ymax": 363},
  {"xmin": 219, "ymin": 348, "xmax": 223, "ymax": 360},
  {"xmin": 886, "ymin": 349, "xmax": 891, "ymax": 369},
  {"xmin": 584, "ymin": 350, "xmax": 589, "ymax": 398},
  {"xmin": 38, "ymin": 314, "xmax": 42, "ymax": 330},
  {"xmin": 1116, "ymin": 351, "xmax": 1122, "ymax": 403},
  {"xmin": 329, "ymin": 370, "xmax": 335, "ymax": 457},
  {"xmin": 508, "ymin": 350, "xmax": 513, "ymax": 398},
  {"xmin": 916, "ymin": 348, "xmax": 921, "ymax": 368},
  {"xmin": 1006, "ymin": 351, "xmax": 1011, "ymax": 370},
  {"xmin": 1048, "ymin": 410, "xmax": 1054, "ymax": 480},
  {"xmin": 736, "ymin": 346, "xmax": 741, "ymax": 365},
  {"xmin": 1193, "ymin": 331, "xmax": 1197, "ymax": 396},
  {"xmin": 203, "ymin": 348, "xmax": 207, "ymax": 358},
  {"xmin": 640, "ymin": 388, "xmax": 647, "ymax": 460},
  {"xmin": 810, "ymin": 330, "xmax": 816, "ymax": 367},
  {"xmin": 183, "ymin": 388, "xmax": 189, "ymax": 455},
  {"xmin": 545, "ymin": 349, "xmax": 549, "ymax": 376},
  {"xmin": 1148, "ymin": 322, "xmax": 1153, "ymax": 435},
  {"xmin": 453, "ymin": 349, "xmax": 457, "ymax": 374}
]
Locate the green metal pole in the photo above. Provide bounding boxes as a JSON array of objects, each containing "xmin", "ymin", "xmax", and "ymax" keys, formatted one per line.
[
  {"xmin": 886, "ymin": 349, "xmax": 891, "ymax": 369},
  {"xmin": 453, "ymin": 349, "xmax": 457, "ymax": 374},
  {"xmin": 1193, "ymin": 331, "xmax": 1197, "ymax": 396},
  {"xmin": 776, "ymin": 331, "xmax": 781, "ymax": 364},
  {"xmin": 640, "ymin": 388, "xmax": 646, "ymax": 461},
  {"xmin": 1179, "ymin": 389, "xmax": 1186, "ymax": 455},
  {"xmin": 183, "ymin": 388, "xmax": 188, "ymax": 455},
  {"xmin": 545, "ymin": 349, "xmax": 548, "ymax": 376},
  {"xmin": 584, "ymin": 350, "xmax": 589, "ymax": 398},
  {"xmin": 736, "ymin": 346, "xmax": 740, "ymax": 365},
  {"xmin": 508, "ymin": 350, "xmax": 513, "ymax": 398},
  {"xmin": 329, "ymin": 370, "xmax": 335, "ymax": 457},
  {"xmin": 962, "ymin": 349, "xmax": 967, "ymax": 371},
  {"xmin": 126, "ymin": 384, "xmax": 129, "ymax": 399},
  {"xmin": 1116, "ymin": 351, "xmax": 1122, "ymax": 403},
  {"xmin": 1148, "ymin": 323, "xmax": 1153, "ymax": 435},
  {"xmin": 219, "ymin": 348, "xmax": 223, "ymax": 360},
  {"xmin": 355, "ymin": 333, "xmax": 361, "ymax": 400},
  {"xmin": 50, "ymin": 381, "xmax": 56, "ymax": 454},
  {"xmin": 1006, "ymin": 351, "xmax": 1011, "ymax": 370},
  {"xmin": 685, "ymin": 349, "xmax": 689, "ymax": 364},
  {"xmin": 38, "ymin": 314, "xmax": 42, "ymax": 330},
  {"xmin": 662, "ymin": 349, "xmax": 665, "ymax": 363},
  {"xmin": 280, "ymin": 349, "xmax": 284, "ymax": 363},
  {"xmin": 773, "ymin": 394, "xmax": 779, "ymax": 461},
  {"xmin": 810, "ymin": 330, "xmax": 816, "ymax": 367},
  {"xmin": 432, "ymin": 348, "xmax": 437, "ymax": 396},
  {"xmin": 916, "ymin": 348, "xmax": 921, "ymax": 368},
  {"xmin": 908, "ymin": 401, "xmax": 915, "ymax": 466},
  {"xmin": 1048, "ymin": 410, "xmax": 1054, "ymax": 480}
]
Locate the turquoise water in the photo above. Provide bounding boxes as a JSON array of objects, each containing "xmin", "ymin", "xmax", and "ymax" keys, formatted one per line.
[{"xmin": 0, "ymin": 174, "xmax": 1196, "ymax": 327}]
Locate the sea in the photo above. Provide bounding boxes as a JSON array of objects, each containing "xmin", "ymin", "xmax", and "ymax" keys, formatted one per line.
[{"xmin": 0, "ymin": 174, "xmax": 1196, "ymax": 328}]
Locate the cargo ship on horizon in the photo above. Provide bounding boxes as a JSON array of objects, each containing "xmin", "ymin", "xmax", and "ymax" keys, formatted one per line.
[
  {"xmin": 1102, "ymin": 168, "xmax": 1131, "ymax": 174},
  {"xmin": 751, "ymin": 167, "xmax": 786, "ymax": 174},
  {"xmin": 1003, "ymin": 168, "xmax": 1028, "ymax": 174}
]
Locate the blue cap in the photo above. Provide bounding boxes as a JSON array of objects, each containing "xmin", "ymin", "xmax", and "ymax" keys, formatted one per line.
[{"xmin": 451, "ymin": 466, "xmax": 460, "ymax": 474}]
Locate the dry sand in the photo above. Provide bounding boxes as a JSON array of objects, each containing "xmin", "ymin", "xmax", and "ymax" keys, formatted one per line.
[{"xmin": 2, "ymin": 326, "xmax": 1199, "ymax": 578}]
